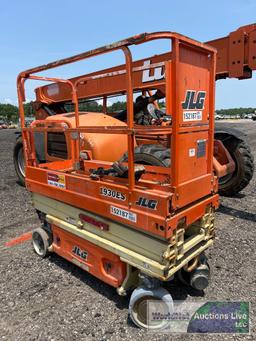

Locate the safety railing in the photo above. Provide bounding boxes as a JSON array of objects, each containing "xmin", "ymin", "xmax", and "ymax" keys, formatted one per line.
[{"xmin": 17, "ymin": 31, "xmax": 216, "ymax": 193}]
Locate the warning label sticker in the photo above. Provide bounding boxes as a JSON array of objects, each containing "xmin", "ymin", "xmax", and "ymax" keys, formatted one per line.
[{"xmin": 47, "ymin": 173, "xmax": 66, "ymax": 189}]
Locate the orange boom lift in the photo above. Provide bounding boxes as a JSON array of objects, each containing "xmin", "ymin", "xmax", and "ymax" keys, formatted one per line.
[{"xmin": 16, "ymin": 25, "xmax": 255, "ymax": 328}]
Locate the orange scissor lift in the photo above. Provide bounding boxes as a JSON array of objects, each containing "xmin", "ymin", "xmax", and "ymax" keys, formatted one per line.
[{"xmin": 17, "ymin": 32, "xmax": 219, "ymax": 328}]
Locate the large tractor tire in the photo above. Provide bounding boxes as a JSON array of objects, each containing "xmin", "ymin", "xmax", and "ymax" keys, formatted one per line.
[
  {"xmin": 217, "ymin": 139, "xmax": 254, "ymax": 196},
  {"xmin": 120, "ymin": 144, "xmax": 170, "ymax": 167},
  {"xmin": 120, "ymin": 140, "xmax": 254, "ymax": 197},
  {"xmin": 13, "ymin": 136, "xmax": 25, "ymax": 186}
]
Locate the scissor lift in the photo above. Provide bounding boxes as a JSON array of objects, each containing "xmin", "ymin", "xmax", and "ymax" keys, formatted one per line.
[{"xmin": 17, "ymin": 32, "xmax": 219, "ymax": 328}]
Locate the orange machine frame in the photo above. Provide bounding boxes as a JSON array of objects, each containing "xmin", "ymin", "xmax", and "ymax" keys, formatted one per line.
[
  {"xmin": 207, "ymin": 23, "xmax": 256, "ymax": 79},
  {"xmin": 17, "ymin": 32, "xmax": 219, "ymax": 241},
  {"xmin": 33, "ymin": 24, "xmax": 256, "ymax": 108}
]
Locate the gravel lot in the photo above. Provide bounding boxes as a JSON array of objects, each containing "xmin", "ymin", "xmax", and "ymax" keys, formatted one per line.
[{"xmin": 0, "ymin": 122, "xmax": 255, "ymax": 340}]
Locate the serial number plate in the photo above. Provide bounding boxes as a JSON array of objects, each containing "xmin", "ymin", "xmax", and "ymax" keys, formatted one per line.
[
  {"xmin": 183, "ymin": 111, "xmax": 202, "ymax": 121},
  {"xmin": 110, "ymin": 206, "xmax": 137, "ymax": 223}
]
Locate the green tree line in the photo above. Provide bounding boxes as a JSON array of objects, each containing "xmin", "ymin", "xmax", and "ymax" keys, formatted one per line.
[
  {"xmin": 0, "ymin": 101, "xmax": 127, "ymax": 123},
  {"xmin": 215, "ymin": 107, "xmax": 256, "ymax": 116},
  {"xmin": 1, "ymin": 101, "xmax": 255, "ymax": 122},
  {"xmin": 66, "ymin": 100, "xmax": 127, "ymax": 113},
  {"xmin": 0, "ymin": 103, "xmax": 34, "ymax": 122}
]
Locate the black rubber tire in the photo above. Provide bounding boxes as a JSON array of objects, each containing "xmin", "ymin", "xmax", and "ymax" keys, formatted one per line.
[
  {"xmin": 13, "ymin": 136, "xmax": 25, "ymax": 186},
  {"xmin": 120, "ymin": 141, "xmax": 253, "ymax": 197},
  {"xmin": 218, "ymin": 139, "xmax": 254, "ymax": 196},
  {"xmin": 120, "ymin": 144, "xmax": 170, "ymax": 167}
]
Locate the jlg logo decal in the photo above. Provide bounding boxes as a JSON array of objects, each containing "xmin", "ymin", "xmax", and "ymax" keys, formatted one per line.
[
  {"xmin": 136, "ymin": 197, "xmax": 158, "ymax": 210},
  {"xmin": 182, "ymin": 90, "xmax": 206, "ymax": 122},
  {"xmin": 142, "ymin": 60, "xmax": 165, "ymax": 83},
  {"xmin": 182, "ymin": 90, "xmax": 206, "ymax": 110},
  {"xmin": 72, "ymin": 245, "xmax": 88, "ymax": 260}
]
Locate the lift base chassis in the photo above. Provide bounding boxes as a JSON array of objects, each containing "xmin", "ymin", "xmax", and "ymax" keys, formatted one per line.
[{"xmin": 33, "ymin": 193, "xmax": 215, "ymax": 293}]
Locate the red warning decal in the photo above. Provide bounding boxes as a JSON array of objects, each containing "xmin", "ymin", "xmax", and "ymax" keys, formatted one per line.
[{"xmin": 47, "ymin": 173, "xmax": 66, "ymax": 189}]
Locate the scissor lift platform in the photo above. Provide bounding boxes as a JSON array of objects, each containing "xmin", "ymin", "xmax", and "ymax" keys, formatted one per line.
[{"xmin": 18, "ymin": 31, "xmax": 218, "ymax": 329}]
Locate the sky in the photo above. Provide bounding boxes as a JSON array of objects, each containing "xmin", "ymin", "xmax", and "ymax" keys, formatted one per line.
[{"xmin": 0, "ymin": 0, "xmax": 255, "ymax": 109}]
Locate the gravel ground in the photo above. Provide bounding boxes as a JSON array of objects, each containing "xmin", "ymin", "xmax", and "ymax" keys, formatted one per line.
[{"xmin": 0, "ymin": 122, "xmax": 255, "ymax": 341}]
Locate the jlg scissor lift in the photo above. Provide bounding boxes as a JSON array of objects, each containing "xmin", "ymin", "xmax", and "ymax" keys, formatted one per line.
[{"xmin": 16, "ymin": 29, "xmax": 250, "ymax": 329}]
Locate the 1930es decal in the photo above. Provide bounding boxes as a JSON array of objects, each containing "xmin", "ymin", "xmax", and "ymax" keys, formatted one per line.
[
  {"xmin": 100, "ymin": 187, "xmax": 126, "ymax": 201},
  {"xmin": 182, "ymin": 90, "xmax": 206, "ymax": 122}
]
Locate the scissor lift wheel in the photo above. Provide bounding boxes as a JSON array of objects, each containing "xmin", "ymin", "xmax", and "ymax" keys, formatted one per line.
[
  {"xmin": 32, "ymin": 228, "xmax": 51, "ymax": 258},
  {"xmin": 129, "ymin": 286, "xmax": 173, "ymax": 330},
  {"xmin": 177, "ymin": 254, "xmax": 210, "ymax": 290}
]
